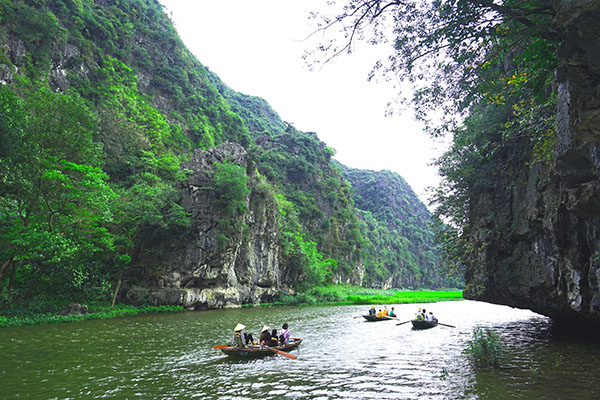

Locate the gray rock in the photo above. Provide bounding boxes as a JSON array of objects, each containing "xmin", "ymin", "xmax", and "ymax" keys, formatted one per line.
[
  {"xmin": 129, "ymin": 142, "xmax": 296, "ymax": 309},
  {"xmin": 58, "ymin": 303, "xmax": 89, "ymax": 316},
  {"xmin": 464, "ymin": 1, "xmax": 600, "ymax": 324}
]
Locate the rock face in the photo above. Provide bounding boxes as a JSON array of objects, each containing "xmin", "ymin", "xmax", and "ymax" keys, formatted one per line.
[
  {"xmin": 126, "ymin": 143, "xmax": 295, "ymax": 309},
  {"xmin": 464, "ymin": 1, "xmax": 600, "ymax": 324}
]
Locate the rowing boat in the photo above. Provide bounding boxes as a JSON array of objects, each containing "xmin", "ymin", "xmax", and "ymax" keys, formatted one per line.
[
  {"xmin": 411, "ymin": 319, "xmax": 438, "ymax": 329},
  {"xmin": 219, "ymin": 338, "xmax": 303, "ymax": 358},
  {"xmin": 362, "ymin": 315, "xmax": 394, "ymax": 322}
]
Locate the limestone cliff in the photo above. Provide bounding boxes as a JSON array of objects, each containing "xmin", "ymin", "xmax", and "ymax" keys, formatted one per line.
[
  {"xmin": 126, "ymin": 143, "xmax": 299, "ymax": 309},
  {"xmin": 464, "ymin": 0, "xmax": 600, "ymax": 324}
]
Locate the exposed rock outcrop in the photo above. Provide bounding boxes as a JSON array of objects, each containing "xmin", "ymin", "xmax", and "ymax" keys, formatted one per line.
[
  {"xmin": 126, "ymin": 143, "xmax": 295, "ymax": 309},
  {"xmin": 58, "ymin": 303, "xmax": 89, "ymax": 316},
  {"xmin": 464, "ymin": 0, "xmax": 600, "ymax": 324}
]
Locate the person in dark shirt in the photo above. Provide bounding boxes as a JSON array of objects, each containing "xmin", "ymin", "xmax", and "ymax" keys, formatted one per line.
[
  {"xmin": 269, "ymin": 329, "xmax": 279, "ymax": 347},
  {"xmin": 259, "ymin": 325, "xmax": 271, "ymax": 346}
]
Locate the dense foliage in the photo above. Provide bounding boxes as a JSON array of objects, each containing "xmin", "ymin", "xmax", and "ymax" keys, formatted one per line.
[
  {"xmin": 0, "ymin": 0, "xmax": 445, "ymax": 309},
  {"xmin": 342, "ymin": 166, "xmax": 460, "ymax": 287},
  {"xmin": 211, "ymin": 65, "xmax": 453, "ymax": 288},
  {"xmin": 309, "ymin": 0, "xmax": 560, "ymax": 282}
]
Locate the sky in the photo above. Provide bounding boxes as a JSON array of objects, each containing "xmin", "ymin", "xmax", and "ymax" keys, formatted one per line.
[{"xmin": 159, "ymin": 0, "xmax": 449, "ymax": 205}]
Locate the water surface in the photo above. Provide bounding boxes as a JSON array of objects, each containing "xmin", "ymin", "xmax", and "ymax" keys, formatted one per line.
[{"xmin": 1, "ymin": 300, "xmax": 599, "ymax": 399}]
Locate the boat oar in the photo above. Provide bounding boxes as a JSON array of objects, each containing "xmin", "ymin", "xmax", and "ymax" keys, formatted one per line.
[
  {"xmin": 213, "ymin": 344, "xmax": 229, "ymax": 349},
  {"xmin": 382, "ymin": 315, "xmax": 399, "ymax": 320},
  {"xmin": 437, "ymin": 322, "xmax": 456, "ymax": 328},
  {"xmin": 270, "ymin": 348, "xmax": 297, "ymax": 360},
  {"xmin": 396, "ymin": 320, "xmax": 412, "ymax": 326},
  {"xmin": 353, "ymin": 315, "xmax": 365, "ymax": 319}
]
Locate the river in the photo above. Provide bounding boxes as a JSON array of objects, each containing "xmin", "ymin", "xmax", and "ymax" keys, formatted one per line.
[{"xmin": 1, "ymin": 300, "xmax": 599, "ymax": 399}]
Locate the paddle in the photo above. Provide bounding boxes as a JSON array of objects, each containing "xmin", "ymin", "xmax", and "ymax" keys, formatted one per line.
[
  {"xmin": 395, "ymin": 320, "xmax": 412, "ymax": 326},
  {"xmin": 353, "ymin": 315, "xmax": 365, "ymax": 319},
  {"xmin": 270, "ymin": 347, "xmax": 298, "ymax": 360},
  {"xmin": 213, "ymin": 344, "xmax": 230, "ymax": 349},
  {"xmin": 381, "ymin": 315, "xmax": 399, "ymax": 320},
  {"xmin": 437, "ymin": 322, "xmax": 456, "ymax": 328}
]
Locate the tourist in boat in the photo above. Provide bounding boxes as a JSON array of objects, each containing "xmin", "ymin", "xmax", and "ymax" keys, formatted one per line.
[
  {"xmin": 232, "ymin": 323, "xmax": 253, "ymax": 348},
  {"xmin": 368, "ymin": 305, "xmax": 376, "ymax": 316},
  {"xmin": 279, "ymin": 322, "xmax": 292, "ymax": 344},
  {"xmin": 259, "ymin": 325, "xmax": 271, "ymax": 347},
  {"xmin": 389, "ymin": 307, "xmax": 396, "ymax": 317},
  {"xmin": 383, "ymin": 306, "xmax": 389, "ymax": 316},
  {"xmin": 427, "ymin": 311, "xmax": 437, "ymax": 322},
  {"xmin": 376, "ymin": 309, "xmax": 384, "ymax": 317},
  {"xmin": 269, "ymin": 328, "xmax": 279, "ymax": 347},
  {"xmin": 415, "ymin": 308, "xmax": 424, "ymax": 320}
]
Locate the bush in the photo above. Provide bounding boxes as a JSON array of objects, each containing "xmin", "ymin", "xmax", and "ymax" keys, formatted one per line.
[{"xmin": 467, "ymin": 326, "xmax": 503, "ymax": 367}]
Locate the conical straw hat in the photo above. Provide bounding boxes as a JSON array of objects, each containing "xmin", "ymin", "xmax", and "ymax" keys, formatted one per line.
[
  {"xmin": 234, "ymin": 323, "xmax": 246, "ymax": 331},
  {"xmin": 261, "ymin": 325, "xmax": 270, "ymax": 332}
]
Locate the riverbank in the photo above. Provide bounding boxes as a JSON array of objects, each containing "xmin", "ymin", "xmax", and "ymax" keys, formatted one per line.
[
  {"xmin": 0, "ymin": 303, "xmax": 185, "ymax": 328},
  {"xmin": 270, "ymin": 285, "xmax": 464, "ymax": 307},
  {"xmin": 1, "ymin": 286, "xmax": 463, "ymax": 328}
]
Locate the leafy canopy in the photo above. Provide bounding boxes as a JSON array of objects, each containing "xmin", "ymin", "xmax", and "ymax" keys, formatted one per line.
[{"xmin": 306, "ymin": 0, "xmax": 558, "ymax": 135}]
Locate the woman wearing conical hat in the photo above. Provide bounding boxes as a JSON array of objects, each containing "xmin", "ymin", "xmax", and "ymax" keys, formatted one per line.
[
  {"xmin": 232, "ymin": 323, "xmax": 248, "ymax": 347},
  {"xmin": 259, "ymin": 325, "xmax": 271, "ymax": 347}
]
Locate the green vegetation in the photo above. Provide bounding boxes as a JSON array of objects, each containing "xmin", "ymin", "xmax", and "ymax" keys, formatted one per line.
[
  {"xmin": 309, "ymin": 1, "xmax": 559, "ymax": 284},
  {"xmin": 467, "ymin": 326, "xmax": 504, "ymax": 368},
  {"xmin": 0, "ymin": 303, "xmax": 185, "ymax": 328},
  {"xmin": 0, "ymin": 0, "xmax": 447, "ymax": 313},
  {"xmin": 342, "ymin": 166, "xmax": 461, "ymax": 288},
  {"xmin": 272, "ymin": 285, "xmax": 463, "ymax": 306}
]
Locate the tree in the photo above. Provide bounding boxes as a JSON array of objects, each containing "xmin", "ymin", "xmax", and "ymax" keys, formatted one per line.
[
  {"xmin": 0, "ymin": 85, "xmax": 115, "ymax": 303},
  {"xmin": 307, "ymin": 0, "xmax": 558, "ymax": 134}
]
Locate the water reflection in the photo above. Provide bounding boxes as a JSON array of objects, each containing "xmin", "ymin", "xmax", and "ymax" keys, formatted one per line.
[{"xmin": 1, "ymin": 300, "xmax": 599, "ymax": 399}]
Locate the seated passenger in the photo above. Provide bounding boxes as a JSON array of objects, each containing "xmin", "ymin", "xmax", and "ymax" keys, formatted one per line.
[
  {"xmin": 415, "ymin": 308, "xmax": 424, "ymax": 320},
  {"xmin": 232, "ymin": 323, "xmax": 248, "ymax": 347},
  {"xmin": 389, "ymin": 307, "xmax": 396, "ymax": 317},
  {"xmin": 259, "ymin": 325, "xmax": 271, "ymax": 346},
  {"xmin": 279, "ymin": 322, "xmax": 292, "ymax": 344},
  {"xmin": 269, "ymin": 329, "xmax": 279, "ymax": 347},
  {"xmin": 368, "ymin": 305, "xmax": 376, "ymax": 316}
]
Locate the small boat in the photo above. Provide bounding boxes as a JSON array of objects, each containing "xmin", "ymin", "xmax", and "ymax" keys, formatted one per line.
[
  {"xmin": 411, "ymin": 319, "xmax": 438, "ymax": 329},
  {"xmin": 219, "ymin": 338, "xmax": 303, "ymax": 358},
  {"xmin": 362, "ymin": 315, "xmax": 393, "ymax": 322}
]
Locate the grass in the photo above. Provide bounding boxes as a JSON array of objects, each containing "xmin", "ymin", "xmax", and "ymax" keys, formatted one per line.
[
  {"xmin": 264, "ymin": 284, "xmax": 464, "ymax": 306},
  {"xmin": 0, "ymin": 303, "xmax": 186, "ymax": 328},
  {"xmin": 467, "ymin": 326, "xmax": 504, "ymax": 368},
  {"xmin": 0, "ymin": 286, "xmax": 463, "ymax": 327}
]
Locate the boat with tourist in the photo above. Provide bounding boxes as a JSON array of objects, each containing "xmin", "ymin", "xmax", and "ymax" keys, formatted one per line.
[
  {"xmin": 217, "ymin": 338, "xmax": 303, "ymax": 358},
  {"xmin": 410, "ymin": 319, "xmax": 438, "ymax": 329},
  {"xmin": 362, "ymin": 315, "xmax": 394, "ymax": 322}
]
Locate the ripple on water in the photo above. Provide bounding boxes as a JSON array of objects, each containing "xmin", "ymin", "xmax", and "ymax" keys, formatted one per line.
[{"xmin": 1, "ymin": 301, "xmax": 600, "ymax": 399}]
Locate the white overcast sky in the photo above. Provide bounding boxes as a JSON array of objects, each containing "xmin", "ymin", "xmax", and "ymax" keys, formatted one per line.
[{"xmin": 159, "ymin": 0, "xmax": 449, "ymax": 205}]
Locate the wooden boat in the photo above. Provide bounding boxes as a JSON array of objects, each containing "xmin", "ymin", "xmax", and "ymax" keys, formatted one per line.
[
  {"xmin": 411, "ymin": 319, "xmax": 438, "ymax": 329},
  {"xmin": 219, "ymin": 338, "xmax": 303, "ymax": 358},
  {"xmin": 362, "ymin": 314, "xmax": 394, "ymax": 322}
]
